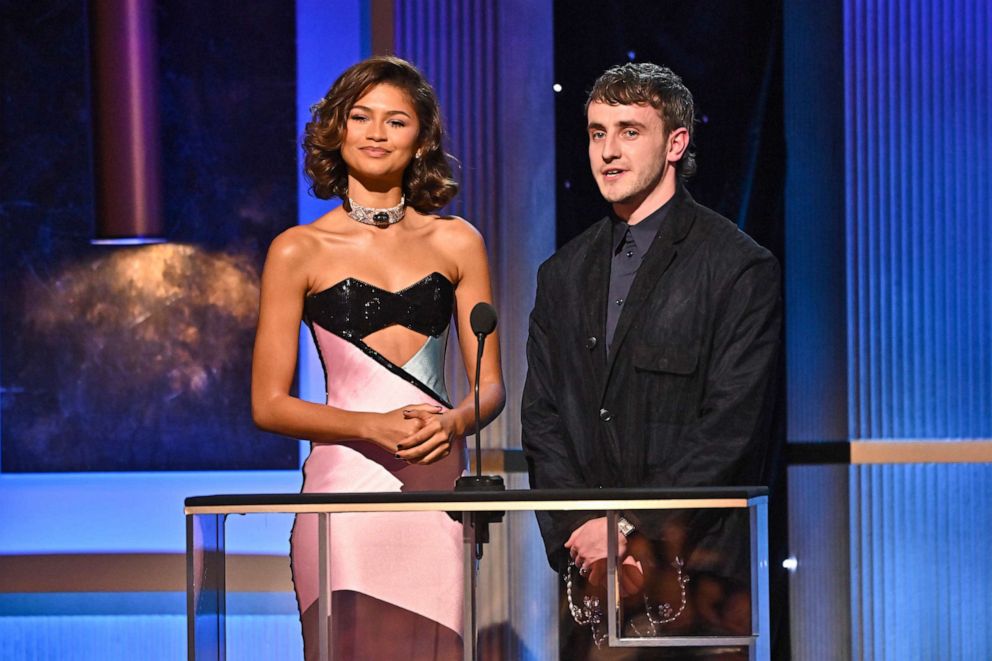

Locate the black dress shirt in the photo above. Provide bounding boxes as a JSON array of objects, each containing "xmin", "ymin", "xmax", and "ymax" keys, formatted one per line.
[{"xmin": 605, "ymin": 199, "xmax": 672, "ymax": 350}]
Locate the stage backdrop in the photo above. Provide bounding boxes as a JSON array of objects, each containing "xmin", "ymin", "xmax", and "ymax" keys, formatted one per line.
[
  {"xmin": 0, "ymin": 1, "xmax": 299, "ymax": 471},
  {"xmin": 786, "ymin": 1, "xmax": 992, "ymax": 659}
]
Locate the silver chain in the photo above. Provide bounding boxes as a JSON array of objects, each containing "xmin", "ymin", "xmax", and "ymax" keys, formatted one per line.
[
  {"xmin": 642, "ymin": 556, "xmax": 691, "ymax": 633},
  {"xmin": 565, "ymin": 556, "xmax": 689, "ymax": 647},
  {"xmin": 565, "ymin": 562, "xmax": 607, "ymax": 647}
]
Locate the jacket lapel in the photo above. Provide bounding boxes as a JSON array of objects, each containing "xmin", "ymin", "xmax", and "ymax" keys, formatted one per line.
[
  {"xmin": 605, "ymin": 187, "xmax": 697, "ymax": 375},
  {"xmin": 579, "ymin": 218, "xmax": 612, "ymax": 380}
]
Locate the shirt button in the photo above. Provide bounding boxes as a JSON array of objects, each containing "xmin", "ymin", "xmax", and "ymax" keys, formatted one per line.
[
  {"xmin": 599, "ymin": 408, "xmax": 613, "ymax": 422},
  {"xmin": 615, "ymin": 298, "xmax": 624, "ymax": 306},
  {"xmin": 585, "ymin": 336, "xmax": 598, "ymax": 350}
]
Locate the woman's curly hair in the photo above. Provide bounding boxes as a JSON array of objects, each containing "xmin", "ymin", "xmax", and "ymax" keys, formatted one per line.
[{"xmin": 303, "ymin": 56, "xmax": 458, "ymax": 213}]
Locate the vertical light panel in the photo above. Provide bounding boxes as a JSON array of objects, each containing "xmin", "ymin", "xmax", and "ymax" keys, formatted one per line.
[
  {"xmin": 846, "ymin": 0, "xmax": 992, "ymax": 440},
  {"xmin": 787, "ymin": 466, "xmax": 852, "ymax": 658},
  {"xmin": 394, "ymin": 0, "xmax": 499, "ymax": 426},
  {"xmin": 845, "ymin": 0, "xmax": 992, "ymax": 658},
  {"xmin": 784, "ymin": 0, "xmax": 848, "ymax": 443},
  {"xmin": 393, "ymin": 2, "xmax": 557, "ymax": 658},
  {"xmin": 783, "ymin": 1, "xmax": 853, "ymax": 656},
  {"xmin": 295, "ymin": 0, "xmax": 366, "ymax": 415},
  {"xmin": 395, "ymin": 0, "xmax": 498, "ymax": 231},
  {"xmin": 492, "ymin": 2, "xmax": 558, "ymax": 659},
  {"xmin": 849, "ymin": 464, "xmax": 992, "ymax": 659},
  {"xmin": 393, "ymin": 0, "xmax": 556, "ymax": 451},
  {"xmin": 492, "ymin": 0, "xmax": 557, "ymax": 460}
]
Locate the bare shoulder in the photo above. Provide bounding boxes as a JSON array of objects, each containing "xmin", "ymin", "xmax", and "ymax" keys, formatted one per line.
[
  {"xmin": 428, "ymin": 214, "xmax": 486, "ymax": 251},
  {"xmin": 266, "ymin": 223, "xmax": 323, "ymax": 265},
  {"xmin": 424, "ymin": 215, "xmax": 490, "ymax": 285}
]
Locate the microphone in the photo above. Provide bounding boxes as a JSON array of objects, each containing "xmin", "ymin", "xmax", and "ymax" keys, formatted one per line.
[
  {"xmin": 470, "ymin": 302, "xmax": 498, "ymax": 336},
  {"xmin": 469, "ymin": 302, "xmax": 497, "ymax": 477}
]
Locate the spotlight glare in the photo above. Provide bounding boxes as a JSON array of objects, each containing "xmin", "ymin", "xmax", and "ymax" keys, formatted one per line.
[
  {"xmin": 552, "ymin": 83, "xmax": 562, "ymax": 93},
  {"xmin": 782, "ymin": 557, "xmax": 798, "ymax": 572}
]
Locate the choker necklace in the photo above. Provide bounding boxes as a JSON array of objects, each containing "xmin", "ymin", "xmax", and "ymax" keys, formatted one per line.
[{"xmin": 347, "ymin": 195, "xmax": 406, "ymax": 228}]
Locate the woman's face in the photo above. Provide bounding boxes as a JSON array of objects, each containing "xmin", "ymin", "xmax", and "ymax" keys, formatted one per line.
[{"xmin": 340, "ymin": 83, "xmax": 421, "ymax": 185}]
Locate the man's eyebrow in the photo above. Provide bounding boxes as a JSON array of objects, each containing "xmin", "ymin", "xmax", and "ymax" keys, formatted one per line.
[{"xmin": 586, "ymin": 120, "xmax": 647, "ymax": 130}]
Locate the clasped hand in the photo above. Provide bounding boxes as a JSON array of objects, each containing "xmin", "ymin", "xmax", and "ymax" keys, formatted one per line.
[
  {"xmin": 565, "ymin": 517, "xmax": 647, "ymax": 594},
  {"xmin": 369, "ymin": 403, "xmax": 457, "ymax": 465}
]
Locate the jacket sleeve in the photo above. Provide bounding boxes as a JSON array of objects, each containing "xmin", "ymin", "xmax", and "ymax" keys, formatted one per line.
[
  {"xmin": 626, "ymin": 255, "xmax": 782, "ymax": 535},
  {"xmin": 521, "ymin": 262, "xmax": 599, "ymax": 568}
]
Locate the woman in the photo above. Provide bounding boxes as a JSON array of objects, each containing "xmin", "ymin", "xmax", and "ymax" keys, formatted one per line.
[{"xmin": 251, "ymin": 56, "xmax": 505, "ymax": 660}]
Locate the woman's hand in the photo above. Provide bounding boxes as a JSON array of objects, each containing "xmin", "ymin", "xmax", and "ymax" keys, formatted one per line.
[
  {"xmin": 394, "ymin": 406, "xmax": 461, "ymax": 464},
  {"xmin": 363, "ymin": 404, "xmax": 441, "ymax": 452}
]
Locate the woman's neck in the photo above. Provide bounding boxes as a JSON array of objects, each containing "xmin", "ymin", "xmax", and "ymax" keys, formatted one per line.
[{"xmin": 346, "ymin": 176, "xmax": 404, "ymax": 208}]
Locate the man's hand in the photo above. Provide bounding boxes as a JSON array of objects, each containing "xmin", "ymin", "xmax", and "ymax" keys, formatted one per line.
[
  {"xmin": 586, "ymin": 555, "xmax": 646, "ymax": 593},
  {"xmin": 565, "ymin": 517, "xmax": 628, "ymax": 570},
  {"xmin": 565, "ymin": 517, "xmax": 652, "ymax": 593}
]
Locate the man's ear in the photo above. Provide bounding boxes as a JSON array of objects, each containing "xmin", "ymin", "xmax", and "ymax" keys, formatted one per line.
[{"xmin": 667, "ymin": 127, "xmax": 690, "ymax": 163}]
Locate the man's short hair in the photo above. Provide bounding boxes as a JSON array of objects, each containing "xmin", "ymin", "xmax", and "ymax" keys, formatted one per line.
[{"xmin": 586, "ymin": 62, "xmax": 697, "ymax": 178}]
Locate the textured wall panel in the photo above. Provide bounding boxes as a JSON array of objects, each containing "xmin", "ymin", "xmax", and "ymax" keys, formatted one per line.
[
  {"xmin": 784, "ymin": 0, "xmax": 848, "ymax": 443},
  {"xmin": 788, "ymin": 0, "xmax": 992, "ymax": 657},
  {"xmin": 844, "ymin": 1, "xmax": 992, "ymax": 658},
  {"xmin": 787, "ymin": 466, "xmax": 852, "ymax": 660},
  {"xmin": 846, "ymin": 0, "xmax": 992, "ymax": 440},
  {"xmin": 850, "ymin": 464, "xmax": 992, "ymax": 659}
]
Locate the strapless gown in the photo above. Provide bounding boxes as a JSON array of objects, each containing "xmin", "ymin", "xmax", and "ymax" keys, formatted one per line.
[{"xmin": 291, "ymin": 272, "xmax": 466, "ymax": 660}]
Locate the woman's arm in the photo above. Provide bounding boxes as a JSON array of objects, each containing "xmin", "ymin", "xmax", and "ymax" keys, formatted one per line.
[
  {"xmin": 250, "ymin": 229, "xmax": 428, "ymax": 450},
  {"xmin": 396, "ymin": 220, "xmax": 506, "ymax": 464}
]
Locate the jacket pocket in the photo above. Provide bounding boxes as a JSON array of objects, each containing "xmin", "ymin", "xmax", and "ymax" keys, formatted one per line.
[{"xmin": 632, "ymin": 342, "xmax": 700, "ymax": 423}]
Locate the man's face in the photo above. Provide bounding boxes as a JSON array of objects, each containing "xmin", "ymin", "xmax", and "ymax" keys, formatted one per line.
[{"xmin": 587, "ymin": 100, "xmax": 672, "ymax": 207}]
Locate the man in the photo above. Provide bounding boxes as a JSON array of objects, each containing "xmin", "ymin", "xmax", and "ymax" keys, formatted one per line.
[{"xmin": 521, "ymin": 62, "xmax": 781, "ymax": 654}]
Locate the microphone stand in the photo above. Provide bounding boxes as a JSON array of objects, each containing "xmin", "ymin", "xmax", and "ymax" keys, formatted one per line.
[
  {"xmin": 452, "ymin": 304, "xmax": 505, "ymax": 661},
  {"xmin": 454, "ymin": 328, "xmax": 505, "ymax": 559}
]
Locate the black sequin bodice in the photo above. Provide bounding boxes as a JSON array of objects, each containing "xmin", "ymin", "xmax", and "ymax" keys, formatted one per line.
[{"xmin": 304, "ymin": 271, "xmax": 454, "ymax": 340}]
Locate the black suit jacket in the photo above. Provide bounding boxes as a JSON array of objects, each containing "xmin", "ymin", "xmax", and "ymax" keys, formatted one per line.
[{"xmin": 521, "ymin": 185, "xmax": 782, "ymax": 568}]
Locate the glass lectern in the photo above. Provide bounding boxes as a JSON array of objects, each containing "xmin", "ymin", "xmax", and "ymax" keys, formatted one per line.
[{"xmin": 185, "ymin": 487, "xmax": 769, "ymax": 660}]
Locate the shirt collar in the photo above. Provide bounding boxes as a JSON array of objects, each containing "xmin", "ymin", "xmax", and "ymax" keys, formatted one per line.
[{"xmin": 610, "ymin": 197, "xmax": 673, "ymax": 254}]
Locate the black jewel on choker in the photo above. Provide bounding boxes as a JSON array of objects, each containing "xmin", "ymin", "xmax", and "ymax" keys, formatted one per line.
[{"xmin": 346, "ymin": 195, "xmax": 406, "ymax": 228}]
